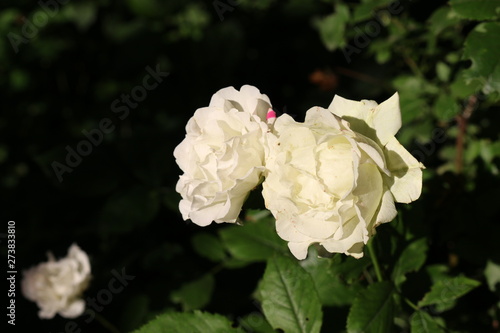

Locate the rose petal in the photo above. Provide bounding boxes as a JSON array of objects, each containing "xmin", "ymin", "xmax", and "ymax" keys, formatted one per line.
[
  {"xmin": 209, "ymin": 85, "xmax": 271, "ymax": 121},
  {"xmin": 373, "ymin": 189, "xmax": 397, "ymax": 228},
  {"xmin": 321, "ymin": 221, "xmax": 366, "ymax": 255},
  {"xmin": 385, "ymin": 136, "xmax": 424, "ymax": 203},
  {"xmin": 328, "ymin": 95, "xmax": 378, "ymax": 141},
  {"xmin": 372, "ymin": 93, "xmax": 401, "ymax": 145},
  {"xmin": 316, "ymin": 139, "xmax": 355, "ymax": 198},
  {"xmin": 59, "ymin": 299, "xmax": 85, "ymax": 318},
  {"xmin": 353, "ymin": 163, "xmax": 384, "ymax": 227},
  {"xmin": 287, "ymin": 241, "xmax": 312, "ymax": 260},
  {"xmin": 328, "ymin": 93, "xmax": 401, "ymax": 145}
]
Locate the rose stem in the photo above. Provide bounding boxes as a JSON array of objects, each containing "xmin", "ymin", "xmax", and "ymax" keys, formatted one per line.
[
  {"xmin": 367, "ymin": 239, "xmax": 384, "ymax": 282},
  {"xmin": 95, "ymin": 312, "xmax": 121, "ymax": 333},
  {"xmin": 404, "ymin": 298, "xmax": 420, "ymax": 311}
]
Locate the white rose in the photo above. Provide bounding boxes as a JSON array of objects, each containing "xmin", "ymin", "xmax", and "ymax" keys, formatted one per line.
[
  {"xmin": 174, "ymin": 85, "xmax": 272, "ymax": 226},
  {"xmin": 262, "ymin": 93, "xmax": 423, "ymax": 260},
  {"xmin": 21, "ymin": 244, "xmax": 91, "ymax": 319}
]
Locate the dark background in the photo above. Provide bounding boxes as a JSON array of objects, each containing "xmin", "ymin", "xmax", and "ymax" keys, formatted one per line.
[{"xmin": 1, "ymin": 0, "xmax": 499, "ymax": 332}]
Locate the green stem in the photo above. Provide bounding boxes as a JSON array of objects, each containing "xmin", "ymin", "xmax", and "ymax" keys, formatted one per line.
[
  {"xmin": 367, "ymin": 240, "xmax": 383, "ymax": 282},
  {"xmin": 95, "ymin": 312, "xmax": 121, "ymax": 333},
  {"xmin": 404, "ymin": 298, "xmax": 420, "ymax": 312}
]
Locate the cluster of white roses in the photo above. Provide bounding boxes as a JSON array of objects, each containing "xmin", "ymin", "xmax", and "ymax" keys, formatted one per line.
[
  {"xmin": 174, "ymin": 85, "xmax": 424, "ymax": 260},
  {"xmin": 21, "ymin": 244, "xmax": 91, "ymax": 319}
]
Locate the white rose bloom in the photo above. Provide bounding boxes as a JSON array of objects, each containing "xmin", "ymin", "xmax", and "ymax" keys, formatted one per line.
[
  {"xmin": 263, "ymin": 93, "xmax": 423, "ymax": 260},
  {"xmin": 21, "ymin": 244, "xmax": 91, "ymax": 319},
  {"xmin": 174, "ymin": 85, "xmax": 272, "ymax": 226}
]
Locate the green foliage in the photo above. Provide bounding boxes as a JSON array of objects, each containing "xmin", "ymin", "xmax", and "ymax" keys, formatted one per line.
[
  {"xmin": 450, "ymin": 0, "xmax": 500, "ymax": 20},
  {"xmin": 352, "ymin": 0, "xmax": 394, "ymax": 23},
  {"xmin": 484, "ymin": 260, "xmax": 500, "ymax": 292},
  {"xmin": 314, "ymin": 4, "xmax": 350, "ymax": 51},
  {"xmin": 301, "ymin": 248, "xmax": 367, "ymax": 306},
  {"xmin": 433, "ymin": 94, "xmax": 459, "ymax": 121},
  {"xmin": 392, "ymin": 238, "xmax": 428, "ymax": 287},
  {"xmin": 238, "ymin": 313, "xmax": 276, "ymax": 333},
  {"xmin": 418, "ymin": 276, "xmax": 480, "ymax": 310},
  {"xmin": 258, "ymin": 255, "xmax": 323, "ymax": 333},
  {"xmin": 462, "ymin": 22, "xmax": 500, "ymax": 100},
  {"xmin": 132, "ymin": 311, "xmax": 244, "ymax": 333},
  {"xmin": 347, "ymin": 281, "xmax": 395, "ymax": 333},
  {"xmin": 410, "ymin": 311, "xmax": 445, "ymax": 333},
  {"xmin": 170, "ymin": 274, "xmax": 215, "ymax": 311},
  {"xmin": 219, "ymin": 211, "xmax": 289, "ymax": 262},
  {"xmin": 191, "ymin": 233, "xmax": 227, "ymax": 262}
]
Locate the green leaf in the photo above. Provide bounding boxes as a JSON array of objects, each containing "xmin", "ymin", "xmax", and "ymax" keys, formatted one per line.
[
  {"xmin": 238, "ymin": 313, "xmax": 276, "ymax": 333},
  {"xmin": 223, "ymin": 258, "xmax": 252, "ymax": 269},
  {"xmin": 427, "ymin": 7, "xmax": 463, "ymax": 36},
  {"xmin": 330, "ymin": 255, "xmax": 371, "ymax": 282},
  {"xmin": 418, "ymin": 276, "xmax": 480, "ymax": 309},
  {"xmin": 392, "ymin": 238, "xmax": 428, "ymax": 286},
  {"xmin": 314, "ymin": 4, "xmax": 350, "ymax": 51},
  {"xmin": 392, "ymin": 75, "xmax": 434, "ymax": 123},
  {"xmin": 399, "ymin": 118, "xmax": 435, "ymax": 147},
  {"xmin": 410, "ymin": 311, "xmax": 446, "ymax": 333},
  {"xmin": 170, "ymin": 274, "xmax": 215, "ymax": 311},
  {"xmin": 484, "ymin": 260, "xmax": 500, "ymax": 292},
  {"xmin": 191, "ymin": 233, "xmax": 227, "ymax": 262},
  {"xmin": 301, "ymin": 248, "xmax": 366, "ymax": 306},
  {"xmin": 449, "ymin": 72, "xmax": 482, "ymax": 99},
  {"xmin": 433, "ymin": 94, "xmax": 460, "ymax": 121},
  {"xmin": 436, "ymin": 62, "xmax": 451, "ymax": 82},
  {"xmin": 352, "ymin": 0, "xmax": 395, "ymax": 23},
  {"xmin": 463, "ymin": 22, "xmax": 500, "ymax": 100},
  {"xmin": 61, "ymin": 3, "xmax": 98, "ymax": 31},
  {"xmin": 450, "ymin": 0, "xmax": 500, "ymax": 20},
  {"xmin": 347, "ymin": 281, "xmax": 395, "ymax": 333},
  {"xmin": 393, "ymin": 75, "xmax": 440, "ymax": 96},
  {"xmin": 399, "ymin": 95, "xmax": 429, "ymax": 124},
  {"xmin": 375, "ymin": 46, "xmax": 391, "ymax": 64},
  {"xmin": 169, "ymin": 4, "xmax": 211, "ymax": 41},
  {"xmin": 465, "ymin": 139, "xmax": 482, "ymax": 164},
  {"xmin": 132, "ymin": 311, "xmax": 243, "ymax": 333},
  {"xmin": 219, "ymin": 214, "xmax": 288, "ymax": 262},
  {"xmin": 259, "ymin": 255, "xmax": 323, "ymax": 333}
]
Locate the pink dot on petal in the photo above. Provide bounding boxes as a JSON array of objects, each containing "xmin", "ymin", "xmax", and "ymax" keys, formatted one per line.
[{"xmin": 266, "ymin": 109, "xmax": 277, "ymax": 120}]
